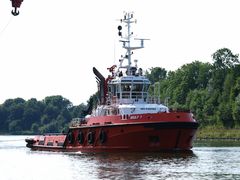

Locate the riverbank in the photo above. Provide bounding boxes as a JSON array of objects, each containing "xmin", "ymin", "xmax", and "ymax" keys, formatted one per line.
[{"xmin": 196, "ymin": 127, "xmax": 240, "ymax": 140}]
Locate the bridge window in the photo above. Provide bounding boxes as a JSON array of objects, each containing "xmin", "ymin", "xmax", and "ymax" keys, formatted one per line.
[
  {"xmin": 132, "ymin": 84, "xmax": 143, "ymax": 91},
  {"xmin": 121, "ymin": 84, "xmax": 131, "ymax": 91}
]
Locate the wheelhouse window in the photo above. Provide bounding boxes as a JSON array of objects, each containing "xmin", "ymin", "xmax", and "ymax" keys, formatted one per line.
[
  {"xmin": 132, "ymin": 84, "xmax": 143, "ymax": 91},
  {"xmin": 132, "ymin": 84, "xmax": 143, "ymax": 99},
  {"xmin": 120, "ymin": 83, "xmax": 130, "ymax": 99},
  {"xmin": 121, "ymin": 84, "xmax": 131, "ymax": 91},
  {"xmin": 108, "ymin": 78, "xmax": 150, "ymax": 101}
]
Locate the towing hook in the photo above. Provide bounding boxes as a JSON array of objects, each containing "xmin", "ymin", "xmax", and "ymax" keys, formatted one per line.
[{"xmin": 11, "ymin": 7, "xmax": 19, "ymax": 16}]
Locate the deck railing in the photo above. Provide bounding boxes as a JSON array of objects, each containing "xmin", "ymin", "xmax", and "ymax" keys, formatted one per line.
[
  {"xmin": 107, "ymin": 96, "xmax": 163, "ymax": 105},
  {"xmin": 69, "ymin": 118, "xmax": 86, "ymax": 127}
]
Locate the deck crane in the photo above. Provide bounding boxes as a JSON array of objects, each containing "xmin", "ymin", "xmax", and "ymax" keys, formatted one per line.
[{"xmin": 10, "ymin": 0, "xmax": 24, "ymax": 16}]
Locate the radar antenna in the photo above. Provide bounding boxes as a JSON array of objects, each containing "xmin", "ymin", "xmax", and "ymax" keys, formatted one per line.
[{"xmin": 117, "ymin": 12, "xmax": 149, "ymax": 75}]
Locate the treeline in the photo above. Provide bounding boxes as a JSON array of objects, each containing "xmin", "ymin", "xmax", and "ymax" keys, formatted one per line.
[
  {"xmin": 1, "ymin": 48, "xmax": 240, "ymax": 134},
  {"xmin": 0, "ymin": 95, "xmax": 97, "ymax": 134},
  {"xmin": 146, "ymin": 48, "xmax": 240, "ymax": 128}
]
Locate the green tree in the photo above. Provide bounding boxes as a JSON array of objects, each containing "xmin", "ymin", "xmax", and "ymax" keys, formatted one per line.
[
  {"xmin": 44, "ymin": 95, "xmax": 72, "ymax": 110},
  {"xmin": 210, "ymin": 48, "xmax": 239, "ymax": 91},
  {"xmin": 9, "ymin": 120, "xmax": 22, "ymax": 133},
  {"xmin": 44, "ymin": 104, "xmax": 59, "ymax": 120},
  {"xmin": 86, "ymin": 93, "xmax": 98, "ymax": 115},
  {"xmin": 161, "ymin": 61, "xmax": 211, "ymax": 106},
  {"xmin": 22, "ymin": 98, "xmax": 43, "ymax": 130},
  {"xmin": 0, "ymin": 106, "xmax": 8, "ymax": 132},
  {"xmin": 217, "ymin": 102, "xmax": 234, "ymax": 128},
  {"xmin": 31, "ymin": 123, "xmax": 40, "ymax": 134},
  {"xmin": 212, "ymin": 48, "xmax": 239, "ymax": 69},
  {"xmin": 186, "ymin": 89, "xmax": 208, "ymax": 125},
  {"xmin": 70, "ymin": 103, "xmax": 87, "ymax": 118},
  {"xmin": 232, "ymin": 94, "xmax": 240, "ymax": 127},
  {"xmin": 146, "ymin": 67, "xmax": 167, "ymax": 84},
  {"xmin": 220, "ymin": 72, "xmax": 234, "ymax": 104}
]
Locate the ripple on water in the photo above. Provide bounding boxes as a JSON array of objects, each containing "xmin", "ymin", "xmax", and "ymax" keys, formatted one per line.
[{"xmin": 0, "ymin": 136, "xmax": 240, "ymax": 180}]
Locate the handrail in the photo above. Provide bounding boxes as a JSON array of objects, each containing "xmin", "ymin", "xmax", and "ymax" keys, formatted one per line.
[
  {"xmin": 69, "ymin": 118, "xmax": 86, "ymax": 127},
  {"xmin": 109, "ymin": 96, "xmax": 163, "ymax": 105}
]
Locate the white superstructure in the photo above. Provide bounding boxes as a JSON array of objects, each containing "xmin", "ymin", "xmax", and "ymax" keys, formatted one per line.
[{"xmin": 92, "ymin": 12, "xmax": 168, "ymax": 117}]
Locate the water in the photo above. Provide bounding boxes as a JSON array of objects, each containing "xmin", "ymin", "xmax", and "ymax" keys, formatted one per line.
[{"xmin": 0, "ymin": 136, "xmax": 240, "ymax": 180}]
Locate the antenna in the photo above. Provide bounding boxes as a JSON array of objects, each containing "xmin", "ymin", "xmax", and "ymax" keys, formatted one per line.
[
  {"xmin": 134, "ymin": 59, "xmax": 138, "ymax": 68},
  {"xmin": 117, "ymin": 12, "xmax": 148, "ymax": 76}
]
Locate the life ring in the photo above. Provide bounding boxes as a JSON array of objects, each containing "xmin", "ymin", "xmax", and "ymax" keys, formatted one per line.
[
  {"xmin": 77, "ymin": 131, "xmax": 84, "ymax": 144},
  {"xmin": 99, "ymin": 130, "xmax": 107, "ymax": 144},
  {"xmin": 87, "ymin": 132, "xmax": 94, "ymax": 144},
  {"xmin": 67, "ymin": 131, "xmax": 74, "ymax": 144}
]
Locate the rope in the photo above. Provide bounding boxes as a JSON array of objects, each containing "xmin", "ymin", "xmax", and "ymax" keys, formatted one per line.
[{"xmin": 0, "ymin": 16, "xmax": 13, "ymax": 38}]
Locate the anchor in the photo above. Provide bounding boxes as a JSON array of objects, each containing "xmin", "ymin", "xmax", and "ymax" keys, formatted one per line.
[
  {"xmin": 10, "ymin": 0, "xmax": 23, "ymax": 16},
  {"xmin": 11, "ymin": 7, "xmax": 19, "ymax": 16}
]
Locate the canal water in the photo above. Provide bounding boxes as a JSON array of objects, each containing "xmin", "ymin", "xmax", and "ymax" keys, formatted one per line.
[{"xmin": 0, "ymin": 136, "xmax": 239, "ymax": 180}]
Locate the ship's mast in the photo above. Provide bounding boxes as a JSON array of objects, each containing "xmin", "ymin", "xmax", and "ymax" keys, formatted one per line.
[{"xmin": 118, "ymin": 12, "xmax": 148, "ymax": 76}]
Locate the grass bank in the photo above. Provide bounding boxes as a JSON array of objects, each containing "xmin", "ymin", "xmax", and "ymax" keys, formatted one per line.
[{"xmin": 196, "ymin": 126, "xmax": 240, "ymax": 140}]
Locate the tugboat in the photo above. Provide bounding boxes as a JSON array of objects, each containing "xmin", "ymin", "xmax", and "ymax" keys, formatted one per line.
[{"xmin": 26, "ymin": 12, "xmax": 199, "ymax": 152}]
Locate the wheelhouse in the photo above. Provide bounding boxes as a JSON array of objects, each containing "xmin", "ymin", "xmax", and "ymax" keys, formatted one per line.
[{"xmin": 107, "ymin": 75, "xmax": 150, "ymax": 104}]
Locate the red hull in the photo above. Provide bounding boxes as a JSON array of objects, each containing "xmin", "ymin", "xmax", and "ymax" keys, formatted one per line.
[
  {"xmin": 26, "ymin": 112, "xmax": 198, "ymax": 152},
  {"xmin": 25, "ymin": 15, "xmax": 200, "ymax": 153}
]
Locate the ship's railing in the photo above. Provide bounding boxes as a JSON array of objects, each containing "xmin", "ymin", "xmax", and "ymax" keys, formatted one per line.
[
  {"xmin": 44, "ymin": 133, "xmax": 67, "ymax": 136},
  {"xmin": 147, "ymin": 96, "xmax": 161, "ymax": 104},
  {"xmin": 108, "ymin": 96, "xmax": 163, "ymax": 105},
  {"xmin": 69, "ymin": 118, "xmax": 86, "ymax": 127}
]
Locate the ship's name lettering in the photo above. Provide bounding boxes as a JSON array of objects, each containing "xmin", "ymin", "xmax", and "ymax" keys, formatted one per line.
[
  {"xmin": 130, "ymin": 115, "xmax": 140, "ymax": 119},
  {"xmin": 140, "ymin": 108, "xmax": 156, "ymax": 110}
]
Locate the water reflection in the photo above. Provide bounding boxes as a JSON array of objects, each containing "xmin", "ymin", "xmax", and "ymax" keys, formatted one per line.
[
  {"xmin": 67, "ymin": 151, "xmax": 198, "ymax": 180},
  {"xmin": 1, "ymin": 136, "xmax": 240, "ymax": 180}
]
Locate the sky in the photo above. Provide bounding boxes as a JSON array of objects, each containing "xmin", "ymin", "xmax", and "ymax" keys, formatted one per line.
[{"xmin": 0, "ymin": 0, "xmax": 240, "ymax": 105}]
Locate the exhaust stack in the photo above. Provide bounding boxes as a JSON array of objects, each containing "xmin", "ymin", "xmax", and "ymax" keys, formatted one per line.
[{"xmin": 93, "ymin": 67, "xmax": 106, "ymax": 105}]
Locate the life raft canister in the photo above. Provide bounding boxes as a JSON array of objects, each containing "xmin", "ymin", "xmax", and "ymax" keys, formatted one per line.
[
  {"xmin": 99, "ymin": 130, "xmax": 107, "ymax": 144},
  {"xmin": 87, "ymin": 131, "xmax": 94, "ymax": 144},
  {"xmin": 67, "ymin": 131, "xmax": 74, "ymax": 144},
  {"xmin": 77, "ymin": 131, "xmax": 84, "ymax": 144}
]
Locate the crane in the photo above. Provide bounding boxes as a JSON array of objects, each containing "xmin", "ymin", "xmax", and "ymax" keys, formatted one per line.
[{"xmin": 10, "ymin": 0, "xmax": 24, "ymax": 16}]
